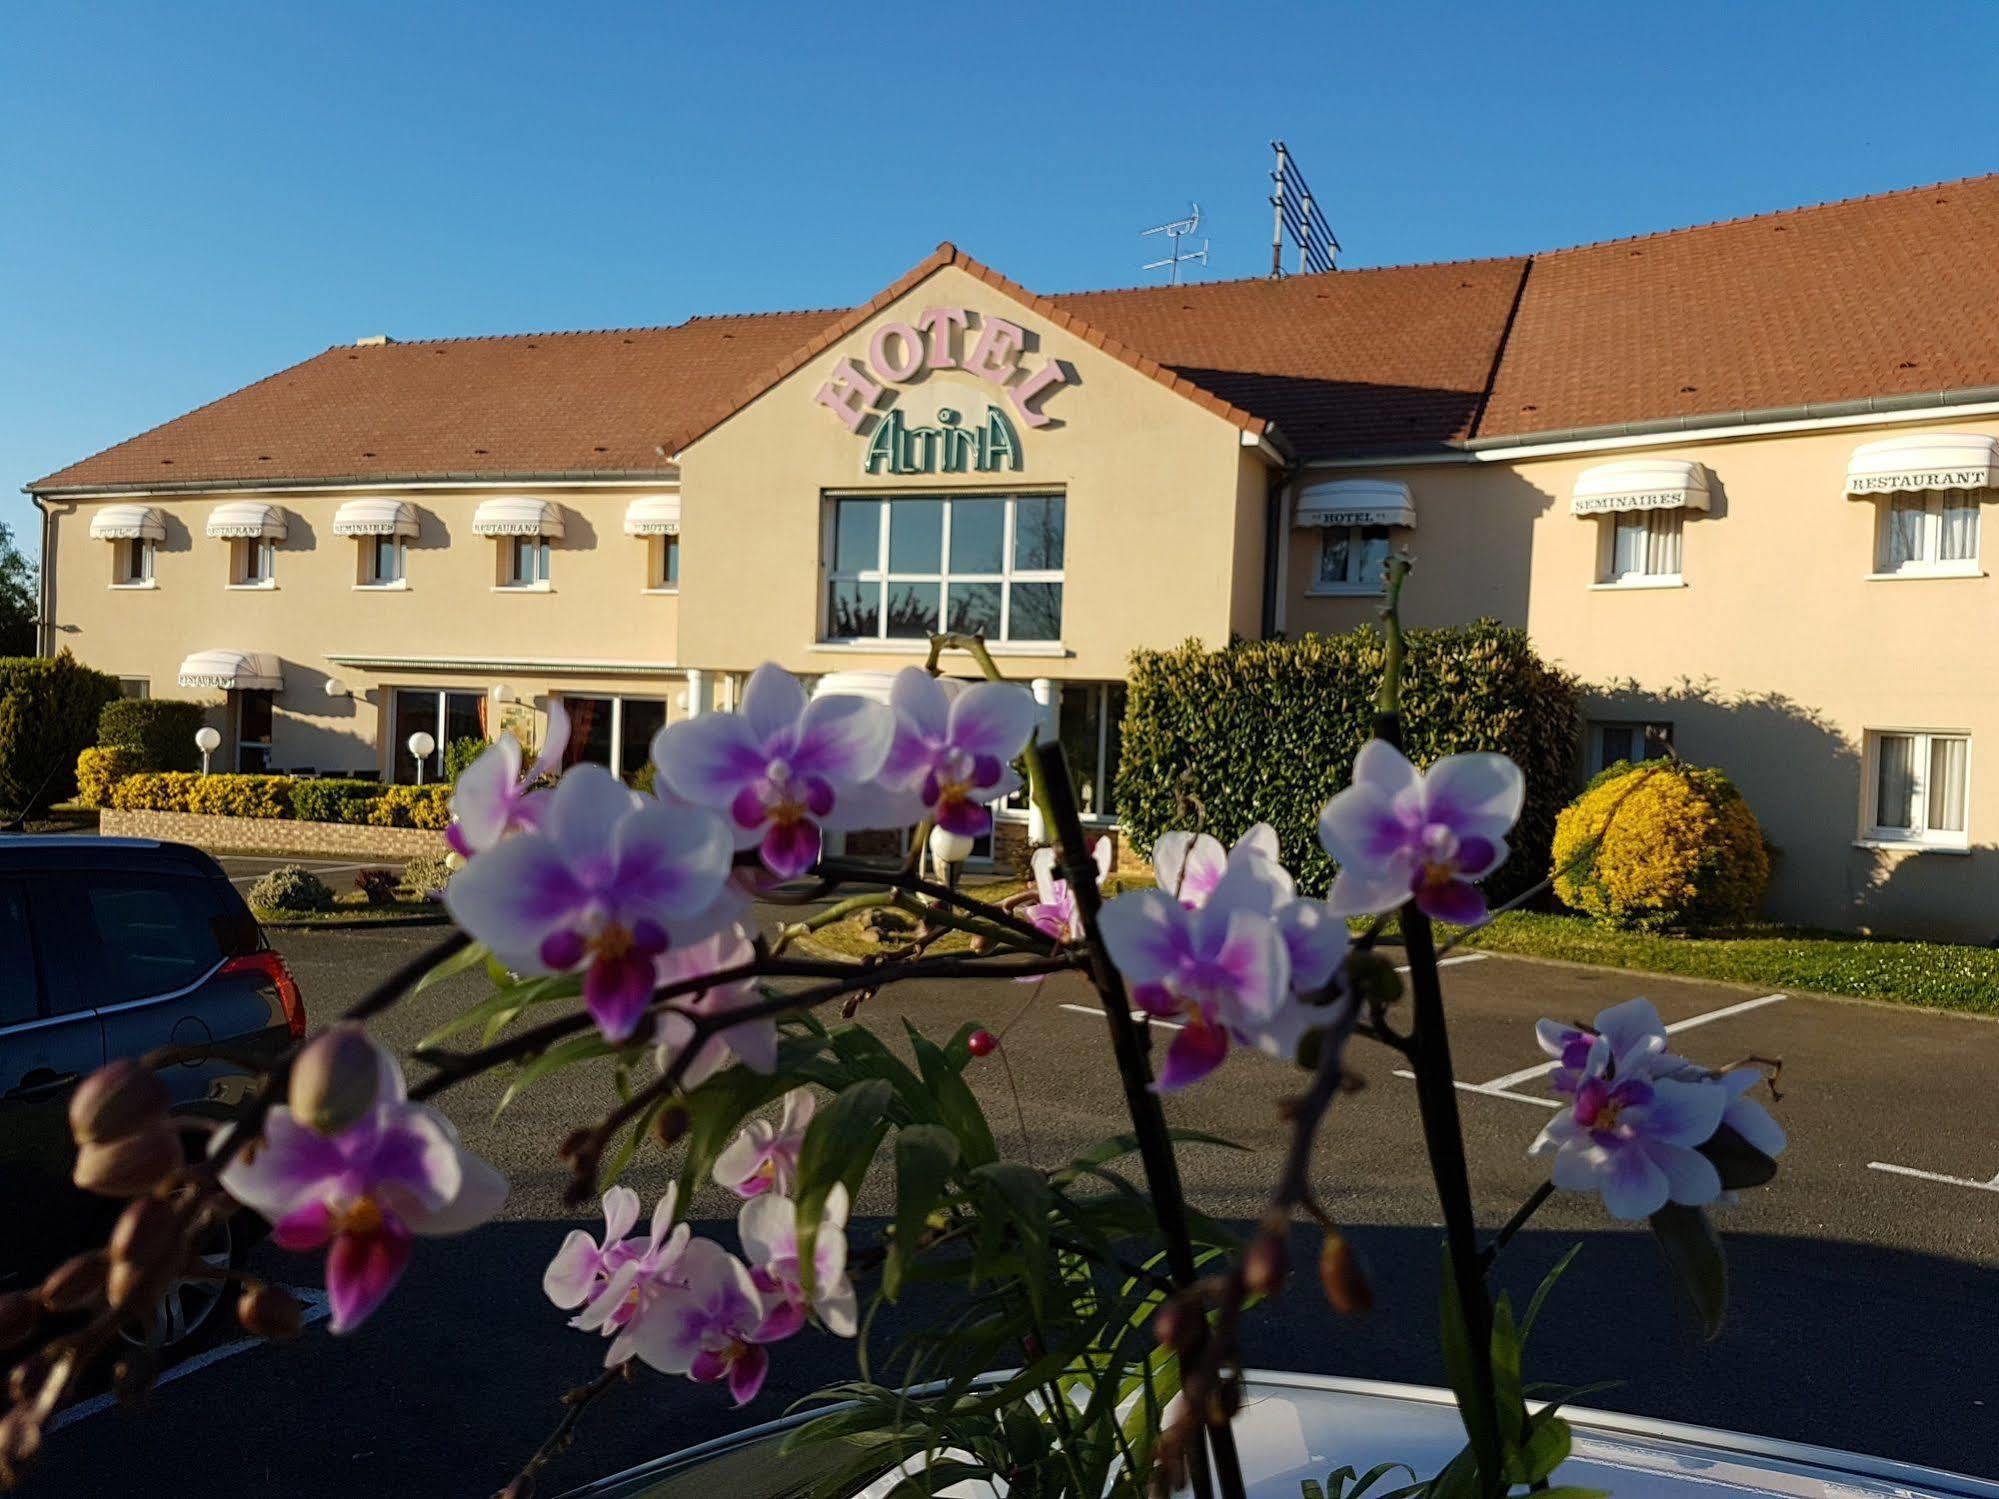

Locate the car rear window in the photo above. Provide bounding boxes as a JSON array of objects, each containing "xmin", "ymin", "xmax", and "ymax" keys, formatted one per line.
[
  {"xmin": 0, "ymin": 882, "xmax": 38, "ymax": 1026},
  {"xmin": 77, "ymin": 874, "xmax": 241, "ymax": 1007}
]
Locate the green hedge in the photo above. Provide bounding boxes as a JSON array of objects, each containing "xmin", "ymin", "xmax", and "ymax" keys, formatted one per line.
[
  {"xmin": 1115, "ymin": 622, "xmax": 1581, "ymax": 902},
  {"xmin": 290, "ymin": 779, "xmax": 386, "ymax": 824},
  {"xmin": 0, "ymin": 651, "xmax": 122, "ymax": 812},
  {"xmin": 98, "ymin": 697, "xmax": 210, "ymax": 772}
]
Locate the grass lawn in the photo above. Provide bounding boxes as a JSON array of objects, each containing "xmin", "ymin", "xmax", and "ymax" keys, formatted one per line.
[
  {"xmin": 1445, "ymin": 910, "xmax": 1999, "ymax": 1018},
  {"xmin": 254, "ymin": 892, "xmax": 444, "ymax": 927}
]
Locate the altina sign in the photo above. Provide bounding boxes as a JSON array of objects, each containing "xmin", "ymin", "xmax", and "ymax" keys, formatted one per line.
[{"xmin": 813, "ymin": 306, "xmax": 1073, "ymax": 475}]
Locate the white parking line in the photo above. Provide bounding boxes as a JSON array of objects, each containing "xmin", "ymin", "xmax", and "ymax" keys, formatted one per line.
[
  {"xmin": 1392, "ymin": 1070, "xmax": 1560, "ymax": 1109},
  {"xmin": 228, "ymin": 860, "xmax": 384, "ymax": 886},
  {"xmin": 1662, "ymin": 992, "xmax": 1787, "ymax": 1034},
  {"xmin": 1395, "ymin": 953, "xmax": 1489, "ymax": 974},
  {"xmin": 1867, "ymin": 1161, "xmax": 1999, "ymax": 1195},
  {"xmin": 1058, "ymin": 1002, "xmax": 1185, "ymax": 1033},
  {"xmin": 48, "ymin": 1286, "xmax": 330, "ymax": 1432}
]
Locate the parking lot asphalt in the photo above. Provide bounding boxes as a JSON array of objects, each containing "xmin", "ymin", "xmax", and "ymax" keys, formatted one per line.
[{"xmin": 29, "ymin": 916, "xmax": 1999, "ymax": 1496}]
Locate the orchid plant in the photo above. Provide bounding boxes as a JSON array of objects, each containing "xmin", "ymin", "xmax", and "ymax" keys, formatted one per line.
[{"xmin": 0, "ymin": 570, "xmax": 1787, "ymax": 1499}]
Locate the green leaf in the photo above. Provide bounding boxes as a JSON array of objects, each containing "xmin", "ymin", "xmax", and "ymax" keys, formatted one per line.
[
  {"xmin": 415, "ymin": 971, "xmax": 577, "ymax": 1052},
  {"xmin": 1527, "ymin": 1487, "xmax": 1611, "ymax": 1499},
  {"xmin": 495, "ymin": 1032, "xmax": 619, "ymax": 1113},
  {"xmin": 795, "ymin": 1079, "xmax": 894, "ymax": 1294},
  {"xmin": 1649, "ymin": 1203, "xmax": 1728, "ymax": 1339},
  {"xmin": 1520, "ymin": 1242, "xmax": 1583, "ymax": 1342},
  {"xmin": 412, "ymin": 939, "xmax": 491, "ymax": 995},
  {"xmin": 905, "ymin": 1021, "xmax": 997, "ymax": 1168},
  {"xmin": 1506, "ymin": 1410, "xmax": 1572, "ymax": 1485},
  {"xmin": 1436, "ymin": 1251, "xmax": 1503, "ymax": 1486},
  {"xmin": 887, "ymin": 1125, "xmax": 959, "ymax": 1301},
  {"xmin": 1696, "ymin": 1122, "xmax": 1779, "ymax": 1190},
  {"xmin": 1489, "ymin": 1293, "xmax": 1525, "ymax": 1449}
]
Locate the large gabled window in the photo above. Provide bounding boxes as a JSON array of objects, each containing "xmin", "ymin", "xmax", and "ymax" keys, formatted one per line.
[{"xmin": 823, "ymin": 493, "xmax": 1064, "ymax": 645}]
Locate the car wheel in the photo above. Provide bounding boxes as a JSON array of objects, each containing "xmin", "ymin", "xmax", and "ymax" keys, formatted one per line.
[{"xmin": 119, "ymin": 1207, "xmax": 235, "ymax": 1354}]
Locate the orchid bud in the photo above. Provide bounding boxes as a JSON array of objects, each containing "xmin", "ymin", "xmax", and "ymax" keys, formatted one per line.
[
  {"xmin": 6, "ymin": 1353, "xmax": 48, "ymax": 1407},
  {"xmin": 68, "ymin": 1059, "xmax": 169, "ymax": 1146},
  {"xmin": 0, "ymin": 1409, "xmax": 41, "ymax": 1471},
  {"xmin": 1317, "ymin": 1233, "xmax": 1373, "ymax": 1315},
  {"xmin": 237, "ymin": 1284, "xmax": 303, "ymax": 1340},
  {"xmin": 37, "ymin": 1253, "xmax": 107, "ymax": 1313},
  {"xmin": 109, "ymin": 1197, "xmax": 179, "ymax": 1268},
  {"xmin": 1241, "ymin": 1234, "xmax": 1289, "ymax": 1297},
  {"xmin": 1152, "ymin": 1297, "xmax": 1200, "ymax": 1355},
  {"xmin": 288, "ymin": 1025, "xmax": 380, "ymax": 1136},
  {"xmin": 1348, "ymin": 953, "xmax": 1403, "ymax": 1006},
  {"xmin": 652, "ymin": 1102, "xmax": 690, "ymax": 1147},
  {"xmin": 0, "ymin": 1293, "xmax": 40, "ymax": 1351},
  {"xmin": 106, "ymin": 1255, "xmax": 168, "ymax": 1314},
  {"xmin": 73, "ymin": 1123, "xmax": 183, "ymax": 1198}
]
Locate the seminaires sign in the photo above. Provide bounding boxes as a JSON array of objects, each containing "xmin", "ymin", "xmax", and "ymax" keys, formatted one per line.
[{"xmin": 813, "ymin": 306, "xmax": 1072, "ymax": 475}]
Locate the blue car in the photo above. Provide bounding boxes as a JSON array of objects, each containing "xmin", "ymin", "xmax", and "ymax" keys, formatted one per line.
[{"xmin": 0, "ymin": 836, "xmax": 304, "ymax": 1347}]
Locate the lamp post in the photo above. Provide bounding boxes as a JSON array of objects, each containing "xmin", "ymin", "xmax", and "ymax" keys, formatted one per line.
[
  {"xmin": 407, "ymin": 731, "xmax": 436, "ymax": 785},
  {"xmin": 927, "ymin": 823, "xmax": 975, "ymax": 888},
  {"xmin": 194, "ymin": 726, "xmax": 221, "ymax": 777}
]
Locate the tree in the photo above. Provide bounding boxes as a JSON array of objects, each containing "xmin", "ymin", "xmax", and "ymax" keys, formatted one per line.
[{"xmin": 0, "ymin": 523, "xmax": 37, "ymax": 657}]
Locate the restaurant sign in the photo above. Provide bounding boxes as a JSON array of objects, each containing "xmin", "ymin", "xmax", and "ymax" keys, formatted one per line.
[{"xmin": 814, "ymin": 306, "xmax": 1072, "ymax": 469}]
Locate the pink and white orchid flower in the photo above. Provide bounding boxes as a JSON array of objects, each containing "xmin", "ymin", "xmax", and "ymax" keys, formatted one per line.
[
  {"xmin": 570, "ymin": 1184, "xmax": 693, "ymax": 1363},
  {"xmin": 653, "ymin": 926, "xmax": 773, "ymax": 1088},
  {"xmin": 739, "ymin": 1184, "xmax": 859, "ymax": 1340},
  {"xmin": 543, "ymin": 1184, "xmax": 646, "ymax": 1311},
  {"xmin": 218, "ymin": 1037, "xmax": 505, "ymax": 1333},
  {"xmin": 444, "ymin": 765, "xmax": 739, "ymax": 1043},
  {"xmin": 713, "ymin": 1089, "xmax": 815, "ymax": 1199},
  {"xmin": 1316, "ymin": 740, "xmax": 1524, "ymax": 924},
  {"xmin": 1022, "ymin": 838, "xmax": 1115, "ymax": 944},
  {"xmin": 621, "ymin": 1237, "xmax": 783, "ymax": 1405},
  {"xmin": 1098, "ymin": 864, "xmax": 1294, "ymax": 1091},
  {"xmin": 881, "ymin": 669, "xmax": 1037, "ymax": 839},
  {"xmin": 654, "ymin": 664, "xmax": 894, "ymax": 881},
  {"xmin": 1151, "ymin": 824, "xmax": 1282, "ymax": 909},
  {"xmin": 444, "ymin": 700, "xmax": 571, "ymax": 857}
]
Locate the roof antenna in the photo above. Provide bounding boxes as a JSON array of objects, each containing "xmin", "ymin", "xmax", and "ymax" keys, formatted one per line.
[
  {"xmin": 1269, "ymin": 141, "xmax": 1340, "ymax": 278},
  {"xmin": 1140, "ymin": 203, "xmax": 1208, "ymax": 285}
]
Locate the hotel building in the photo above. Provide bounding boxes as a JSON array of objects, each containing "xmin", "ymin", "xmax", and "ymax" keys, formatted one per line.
[{"xmin": 27, "ymin": 176, "xmax": 1999, "ymax": 939}]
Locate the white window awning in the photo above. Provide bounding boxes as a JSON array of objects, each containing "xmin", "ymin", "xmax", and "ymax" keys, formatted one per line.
[
  {"xmin": 622, "ymin": 495, "xmax": 682, "ymax": 536},
  {"xmin": 1571, "ymin": 459, "xmax": 1710, "ymax": 516},
  {"xmin": 88, "ymin": 504, "xmax": 166, "ymax": 541},
  {"xmin": 471, "ymin": 497, "xmax": 565, "ymax": 537},
  {"xmin": 1294, "ymin": 478, "xmax": 1416, "ymax": 529},
  {"xmin": 1844, "ymin": 434, "xmax": 1999, "ymax": 497},
  {"xmin": 177, "ymin": 650, "xmax": 283, "ymax": 692},
  {"xmin": 205, "ymin": 500, "xmax": 290, "ymax": 540},
  {"xmin": 331, "ymin": 498, "xmax": 419, "ymax": 537}
]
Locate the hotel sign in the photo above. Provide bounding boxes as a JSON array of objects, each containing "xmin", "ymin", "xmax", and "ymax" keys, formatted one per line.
[
  {"xmin": 814, "ymin": 306, "xmax": 1073, "ymax": 469},
  {"xmin": 1847, "ymin": 468, "xmax": 1992, "ymax": 495}
]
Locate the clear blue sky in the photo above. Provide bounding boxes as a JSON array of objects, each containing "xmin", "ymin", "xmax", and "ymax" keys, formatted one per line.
[{"xmin": 5, "ymin": 0, "xmax": 1996, "ymax": 549}]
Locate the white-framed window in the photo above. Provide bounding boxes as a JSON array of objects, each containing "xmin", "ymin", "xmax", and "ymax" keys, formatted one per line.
[
  {"xmin": 231, "ymin": 537, "xmax": 275, "ymax": 587},
  {"xmin": 235, "ymin": 689, "xmax": 274, "ymax": 773},
  {"xmin": 390, "ymin": 688, "xmax": 487, "ymax": 783},
  {"xmin": 1002, "ymin": 681, "xmax": 1126, "ymax": 821},
  {"xmin": 553, "ymin": 695, "xmax": 669, "ymax": 781},
  {"xmin": 1589, "ymin": 720, "xmax": 1672, "ymax": 775},
  {"xmin": 112, "ymin": 537, "xmax": 154, "ymax": 586},
  {"xmin": 1313, "ymin": 525, "xmax": 1392, "ymax": 595},
  {"xmin": 360, "ymin": 535, "xmax": 406, "ymax": 587},
  {"xmin": 117, "ymin": 677, "xmax": 150, "ymax": 699},
  {"xmin": 1599, "ymin": 510, "xmax": 1683, "ymax": 584},
  {"xmin": 648, "ymin": 534, "xmax": 680, "ymax": 591},
  {"xmin": 1865, "ymin": 729, "xmax": 1970, "ymax": 849},
  {"xmin": 501, "ymin": 535, "xmax": 552, "ymax": 588},
  {"xmin": 822, "ymin": 493, "xmax": 1064, "ymax": 644},
  {"xmin": 1876, "ymin": 490, "xmax": 1980, "ymax": 576}
]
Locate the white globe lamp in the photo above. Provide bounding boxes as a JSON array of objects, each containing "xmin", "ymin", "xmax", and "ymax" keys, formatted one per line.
[
  {"xmin": 194, "ymin": 726, "xmax": 222, "ymax": 777},
  {"xmin": 407, "ymin": 730, "xmax": 437, "ymax": 785}
]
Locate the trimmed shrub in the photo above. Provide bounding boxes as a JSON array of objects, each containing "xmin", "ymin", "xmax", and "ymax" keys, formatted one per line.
[
  {"xmin": 355, "ymin": 868, "xmax": 399, "ymax": 906},
  {"xmin": 108, "ymin": 772, "xmax": 201, "ymax": 812},
  {"xmin": 247, "ymin": 866, "xmax": 335, "ymax": 914},
  {"xmin": 444, "ymin": 736, "xmax": 487, "ymax": 785},
  {"xmin": 290, "ymin": 779, "xmax": 384, "ymax": 824},
  {"xmin": 75, "ymin": 745, "xmax": 142, "ymax": 808},
  {"xmin": 629, "ymin": 760, "xmax": 657, "ymax": 795},
  {"xmin": 361, "ymin": 784, "xmax": 452, "ymax": 829},
  {"xmin": 0, "ymin": 651, "xmax": 122, "ymax": 811},
  {"xmin": 401, "ymin": 854, "xmax": 453, "ymax": 897},
  {"xmin": 185, "ymin": 774, "xmax": 295, "ymax": 819},
  {"xmin": 97, "ymin": 697, "xmax": 210, "ymax": 772},
  {"xmin": 1116, "ymin": 622, "xmax": 1581, "ymax": 902},
  {"xmin": 1552, "ymin": 760, "xmax": 1769, "ymax": 931}
]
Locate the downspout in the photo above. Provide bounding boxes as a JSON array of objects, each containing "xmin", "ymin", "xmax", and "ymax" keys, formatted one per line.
[
  {"xmin": 1260, "ymin": 458, "xmax": 1298, "ymax": 639},
  {"xmin": 29, "ymin": 491, "xmax": 51, "ymax": 658}
]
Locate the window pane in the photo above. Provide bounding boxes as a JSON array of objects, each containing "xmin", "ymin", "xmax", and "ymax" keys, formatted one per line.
[
  {"xmin": 1013, "ymin": 497, "xmax": 1065, "ymax": 571},
  {"xmin": 1356, "ymin": 526, "xmax": 1391, "ymax": 585},
  {"xmin": 82, "ymin": 877, "xmax": 222, "ymax": 1005},
  {"xmin": 562, "ymin": 697, "xmax": 615, "ymax": 770},
  {"xmin": 1008, "ymin": 581, "xmax": 1062, "ymax": 641},
  {"xmin": 831, "ymin": 500, "xmax": 880, "ymax": 574},
  {"xmin": 949, "ymin": 499, "xmax": 1005, "ymax": 573},
  {"xmin": 946, "ymin": 581, "xmax": 1002, "ymax": 637},
  {"xmin": 885, "ymin": 581, "xmax": 940, "ymax": 638},
  {"xmin": 1058, "ymin": 686, "xmax": 1103, "ymax": 817},
  {"xmin": 1102, "ymin": 684, "xmax": 1127, "ymax": 816},
  {"xmin": 393, "ymin": 690, "xmax": 440, "ymax": 785},
  {"xmin": 1874, "ymin": 734, "xmax": 1915, "ymax": 830},
  {"xmin": 1941, "ymin": 502, "xmax": 1979, "ymax": 562},
  {"xmin": 887, "ymin": 500, "xmax": 943, "ymax": 573},
  {"xmin": 619, "ymin": 699, "xmax": 668, "ymax": 780},
  {"xmin": 1647, "ymin": 511, "xmax": 1683, "ymax": 574},
  {"xmin": 826, "ymin": 579, "xmax": 880, "ymax": 638},
  {"xmin": 1928, "ymin": 737, "xmax": 1968, "ymax": 833},
  {"xmin": 1612, "ymin": 515, "xmax": 1647, "ymax": 576},
  {"xmin": 1318, "ymin": 529, "xmax": 1352, "ymax": 584},
  {"xmin": 444, "ymin": 693, "xmax": 485, "ymax": 755},
  {"xmin": 1599, "ymin": 726, "xmax": 1636, "ymax": 770},
  {"xmin": 660, "ymin": 535, "xmax": 680, "ymax": 587},
  {"xmin": 1885, "ymin": 498, "xmax": 1925, "ymax": 569},
  {"xmin": 0, "ymin": 883, "xmax": 39, "ymax": 1025}
]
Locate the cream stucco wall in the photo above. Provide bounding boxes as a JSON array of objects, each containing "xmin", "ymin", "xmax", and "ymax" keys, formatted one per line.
[
  {"xmin": 44, "ymin": 484, "xmax": 689, "ymax": 776},
  {"xmin": 1282, "ymin": 413, "xmax": 1999, "ymax": 942},
  {"xmin": 674, "ymin": 264, "xmax": 1273, "ymax": 681}
]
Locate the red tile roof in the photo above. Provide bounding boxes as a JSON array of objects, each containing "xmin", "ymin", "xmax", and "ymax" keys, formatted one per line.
[{"xmin": 30, "ymin": 173, "xmax": 1999, "ymax": 491}]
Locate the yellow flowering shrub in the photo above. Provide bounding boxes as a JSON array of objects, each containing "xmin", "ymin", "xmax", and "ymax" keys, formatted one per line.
[
  {"xmin": 1552, "ymin": 760, "xmax": 1769, "ymax": 931},
  {"xmin": 185, "ymin": 774, "xmax": 296, "ymax": 819},
  {"xmin": 75, "ymin": 745, "xmax": 142, "ymax": 808},
  {"xmin": 108, "ymin": 772, "xmax": 201, "ymax": 812},
  {"xmin": 365, "ymin": 785, "xmax": 453, "ymax": 829}
]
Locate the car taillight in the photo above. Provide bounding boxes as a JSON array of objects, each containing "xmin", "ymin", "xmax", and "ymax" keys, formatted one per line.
[{"xmin": 223, "ymin": 949, "xmax": 305, "ymax": 1039}]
